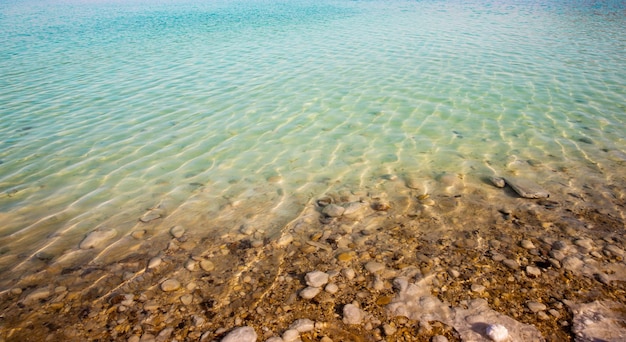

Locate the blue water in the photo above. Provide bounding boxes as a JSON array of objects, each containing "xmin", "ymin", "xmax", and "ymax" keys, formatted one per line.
[{"xmin": 1, "ymin": 0, "xmax": 625, "ymax": 284}]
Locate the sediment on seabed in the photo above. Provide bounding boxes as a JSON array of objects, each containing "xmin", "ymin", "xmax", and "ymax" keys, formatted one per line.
[{"xmin": 0, "ymin": 171, "xmax": 625, "ymax": 342}]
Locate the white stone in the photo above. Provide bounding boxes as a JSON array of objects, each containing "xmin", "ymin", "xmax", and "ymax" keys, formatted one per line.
[
  {"xmin": 527, "ymin": 301, "xmax": 547, "ymax": 313},
  {"xmin": 342, "ymin": 268, "xmax": 356, "ymax": 280},
  {"xmin": 431, "ymin": 335, "xmax": 449, "ymax": 342},
  {"xmin": 342, "ymin": 304, "xmax": 363, "ymax": 324},
  {"xmin": 485, "ymin": 324, "xmax": 509, "ymax": 342},
  {"xmin": 79, "ymin": 228, "xmax": 117, "ymax": 249},
  {"xmin": 299, "ymin": 286, "xmax": 321, "ymax": 299},
  {"xmin": 305, "ymin": 271, "xmax": 329, "ymax": 287},
  {"xmin": 282, "ymin": 329, "xmax": 300, "ymax": 342},
  {"xmin": 289, "ymin": 318, "xmax": 315, "ymax": 333},
  {"xmin": 526, "ymin": 266, "xmax": 541, "ymax": 278},
  {"xmin": 221, "ymin": 326, "xmax": 257, "ymax": 342},
  {"xmin": 265, "ymin": 337, "xmax": 284, "ymax": 342},
  {"xmin": 325, "ymin": 283, "xmax": 339, "ymax": 294}
]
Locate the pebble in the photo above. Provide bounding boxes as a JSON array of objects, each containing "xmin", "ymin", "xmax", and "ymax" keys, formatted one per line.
[
  {"xmin": 448, "ymin": 269, "xmax": 461, "ymax": 278},
  {"xmin": 526, "ymin": 266, "xmax": 541, "ymax": 277},
  {"xmin": 299, "ymin": 286, "xmax": 321, "ymax": 299},
  {"xmin": 605, "ymin": 244, "xmax": 625, "ymax": 257},
  {"xmin": 200, "ymin": 259, "xmax": 215, "ymax": 272},
  {"xmin": 79, "ymin": 228, "xmax": 117, "ymax": 249},
  {"xmin": 22, "ymin": 287, "xmax": 51, "ymax": 305},
  {"xmin": 431, "ymin": 336, "xmax": 449, "ymax": 342},
  {"xmin": 382, "ymin": 324, "xmax": 397, "ymax": 336},
  {"xmin": 185, "ymin": 259, "xmax": 197, "ymax": 271},
  {"xmin": 502, "ymin": 259, "xmax": 519, "ymax": 269},
  {"xmin": 322, "ymin": 204, "xmax": 345, "ymax": 217},
  {"xmin": 595, "ymin": 273, "xmax": 611, "ymax": 285},
  {"xmin": 342, "ymin": 304, "xmax": 363, "ymax": 325},
  {"xmin": 471, "ymin": 284, "xmax": 486, "ymax": 293},
  {"xmin": 266, "ymin": 337, "xmax": 284, "ymax": 342},
  {"xmin": 305, "ymin": 271, "xmax": 329, "ymax": 287},
  {"xmin": 160, "ymin": 279, "xmax": 181, "ymax": 292},
  {"xmin": 364, "ymin": 261, "xmax": 385, "ymax": 274},
  {"xmin": 574, "ymin": 238, "xmax": 594, "ymax": 252},
  {"xmin": 325, "ymin": 283, "xmax": 339, "ymax": 294},
  {"xmin": 221, "ymin": 326, "xmax": 257, "ymax": 342},
  {"xmin": 282, "ymin": 329, "xmax": 300, "ymax": 342},
  {"xmin": 489, "ymin": 176, "xmax": 506, "ymax": 188},
  {"xmin": 180, "ymin": 294, "xmax": 193, "ymax": 305},
  {"xmin": 337, "ymin": 252, "xmax": 354, "ymax": 262},
  {"xmin": 520, "ymin": 240, "xmax": 536, "ymax": 249},
  {"xmin": 170, "ymin": 225, "xmax": 185, "ymax": 238},
  {"xmin": 277, "ymin": 233, "xmax": 294, "ymax": 247},
  {"xmin": 562, "ymin": 256, "xmax": 584, "ymax": 271},
  {"xmin": 342, "ymin": 268, "xmax": 356, "ymax": 280},
  {"xmin": 289, "ymin": 318, "xmax": 315, "ymax": 333},
  {"xmin": 147, "ymin": 257, "xmax": 162, "ymax": 269},
  {"xmin": 527, "ymin": 301, "xmax": 547, "ymax": 313}
]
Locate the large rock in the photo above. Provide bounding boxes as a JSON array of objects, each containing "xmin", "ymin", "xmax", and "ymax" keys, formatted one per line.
[
  {"xmin": 504, "ymin": 178, "xmax": 550, "ymax": 199},
  {"xmin": 567, "ymin": 300, "xmax": 626, "ymax": 342}
]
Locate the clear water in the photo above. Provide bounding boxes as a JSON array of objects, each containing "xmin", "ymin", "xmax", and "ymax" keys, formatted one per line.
[{"xmin": 1, "ymin": 0, "xmax": 625, "ymax": 286}]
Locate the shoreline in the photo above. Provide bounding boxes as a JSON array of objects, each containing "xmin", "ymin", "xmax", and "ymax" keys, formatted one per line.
[{"xmin": 1, "ymin": 173, "xmax": 625, "ymax": 341}]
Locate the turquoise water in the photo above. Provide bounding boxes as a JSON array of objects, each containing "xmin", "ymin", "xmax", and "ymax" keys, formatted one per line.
[{"xmin": 1, "ymin": 0, "xmax": 625, "ymax": 284}]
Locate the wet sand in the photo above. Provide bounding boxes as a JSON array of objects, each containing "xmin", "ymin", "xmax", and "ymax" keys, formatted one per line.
[{"xmin": 1, "ymin": 171, "xmax": 625, "ymax": 342}]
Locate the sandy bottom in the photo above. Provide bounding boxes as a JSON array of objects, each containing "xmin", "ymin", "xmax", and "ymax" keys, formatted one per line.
[{"xmin": 1, "ymin": 172, "xmax": 625, "ymax": 342}]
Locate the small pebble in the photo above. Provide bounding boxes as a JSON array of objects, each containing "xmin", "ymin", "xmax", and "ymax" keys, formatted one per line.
[
  {"xmin": 170, "ymin": 225, "xmax": 185, "ymax": 238},
  {"xmin": 282, "ymin": 329, "xmax": 300, "ymax": 342},
  {"xmin": 364, "ymin": 261, "xmax": 385, "ymax": 274},
  {"xmin": 322, "ymin": 204, "xmax": 345, "ymax": 217},
  {"xmin": 325, "ymin": 283, "xmax": 339, "ymax": 294},
  {"xmin": 502, "ymin": 259, "xmax": 519, "ymax": 269},
  {"xmin": 289, "ymin": 318, "xmax": 315, "ymax": 333},
  {"xmin": 471, "ymin": 284, "xmax": 486, "ymax": 293},
  {"xmin": 526, "ymin": 266, "xmax": 541, "ymax": 278},
  {"xmin": 200, "ymin": 259, "xmax": 215, "ymax": 272},
  {"xmin": 382, "ymin": 324, "xmax": 397, "ymax": 336},
  {"xmin": 520, "ymin": 240, "xmax": 536, "ymax": 249},
  {"xmin": 431, "ymin": 336, "xmax": 449, "ymax": 342},
  {"xmin": 342, "ymin": 304, "xmax": 363, "ymax": 325},
  {"xmin": 489, "ymin": 176, "xmax": 506, "ymax": 188},
  {"xmin": 147, "ymin": 256, "xmax": 161, "ymax": 269},
  {"xmin": 299, "ymin": 286, "xmax": 321, "ymax": 299},
  {"xmin": 305, "ymin": 271, "xmax": 329, "ymax": 287},
  {"xmin": 180, "ymin": 294, "xmax": 193, "ymax": 305},
  {"xmin": 342, "ymin": 268, "xmax": 356, "ymax": 280},
  {"xmin": 527, "ymin": 301, "xmax": 547, "ymax": 313},
  {"xmin": 221, "ymin": 326, "xmax": 257, "ymax": 342},
  {"xmin": 160, "ymin": 279, "xmax": 181, "ymax": 292}
]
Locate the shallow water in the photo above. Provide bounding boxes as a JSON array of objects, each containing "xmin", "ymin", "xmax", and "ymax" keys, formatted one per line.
[{"xmin": 1, "ymin": 0, "xmax": 625, "ymax": 289}]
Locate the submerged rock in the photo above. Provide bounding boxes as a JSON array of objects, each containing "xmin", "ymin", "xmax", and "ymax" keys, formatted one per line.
[
  {"xmin": 322, "ymin": 204, "xmax": 345, "ymax": 217},
  {"xmin": 504, "ymin": 177, "xmax": 550, "ymax": 199},
  {"xmin": 489, "ymin": 176, "xmax": 506, "ymax": 188},
  {"xmin": 79, "ymin": 228, "xmax": 117, "ymax": 249}
]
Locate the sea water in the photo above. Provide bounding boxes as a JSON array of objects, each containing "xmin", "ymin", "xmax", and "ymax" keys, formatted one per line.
[{"xmin": 1, "ymin": 0, "xmax": 625, "ymax": 288}]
